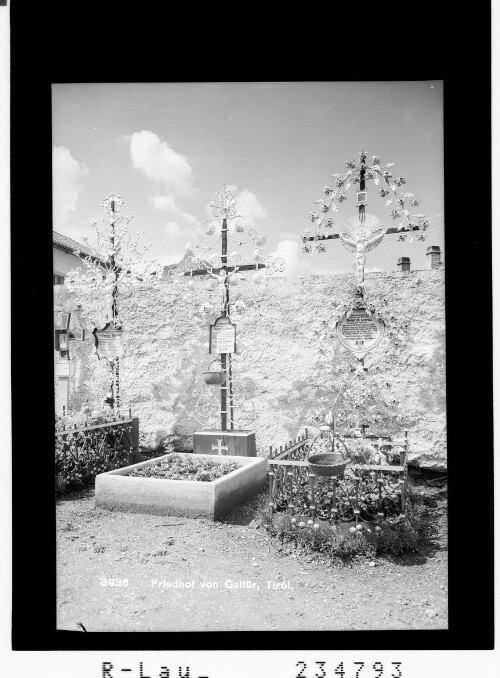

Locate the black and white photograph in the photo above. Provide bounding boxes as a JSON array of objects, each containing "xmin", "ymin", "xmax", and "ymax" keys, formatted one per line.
[
  {"xmin": 51, "ymin": 81, "xmax": 449, "ymax": 633},
  {"xmin": 6, "ymin": 4, "xmax": 496, "ymax": 672}
]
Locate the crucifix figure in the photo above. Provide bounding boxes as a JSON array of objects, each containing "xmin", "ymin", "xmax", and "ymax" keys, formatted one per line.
[
  {"xmin": 340, "ymin": 213, "xmax": 386, "ymax": 287},
  {"xmin": 180, "ymin": 186, "xmax": 284, "ymax": 431}
]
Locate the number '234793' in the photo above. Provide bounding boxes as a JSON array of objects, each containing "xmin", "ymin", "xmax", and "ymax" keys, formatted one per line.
[{"xmin": 295, "ymin": 661, "xmax": 403, "ymax": 678}]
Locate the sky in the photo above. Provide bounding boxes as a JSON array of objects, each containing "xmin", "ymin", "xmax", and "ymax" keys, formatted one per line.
[{"xmin": 52, "ymin": 81, "xmax": 444, "ymax": 277}]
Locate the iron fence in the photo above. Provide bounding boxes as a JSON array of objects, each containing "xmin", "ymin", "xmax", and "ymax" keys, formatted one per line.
[
  {"xmin": 268, "ymin": 430, "xmax": 409, "ymax": 525},
  {"xmin": 55, "ymin": 415, "xmax": 135, "ymax": 485}
]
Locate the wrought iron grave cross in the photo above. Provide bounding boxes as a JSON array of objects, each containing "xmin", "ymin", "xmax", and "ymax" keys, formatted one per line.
[
  {"xmin": 302, "ymin": 151, "xmax": 429, "ymax": 298},
  {"xmin": 180, "ymin": 186, "xmax": 284, "ymax": 431}
]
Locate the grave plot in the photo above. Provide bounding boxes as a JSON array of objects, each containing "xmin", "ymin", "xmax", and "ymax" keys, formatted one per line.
[
  {"xmin": 267, "ymin": 429, "xmax": 408, "ymax": 532},
  {"xmin": 265, "ymin": 151, "xmax": 428, "ymax": 534},
  {"xmin": 173, "ymin": 186, "xmax": 285, "ymax": 457},
  {"xmin": 95, "ymin": 452, "xmax": 268, "ymax": 520}
]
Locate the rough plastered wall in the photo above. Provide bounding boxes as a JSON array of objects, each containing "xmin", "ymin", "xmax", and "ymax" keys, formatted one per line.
[{"xmin": 54, "ymin": 266, "xmax": 446, "ymax": 469}]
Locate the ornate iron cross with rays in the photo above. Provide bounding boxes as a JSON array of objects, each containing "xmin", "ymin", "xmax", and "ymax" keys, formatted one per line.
[
  {"xmin": 301, "ymin": 150, "xmax": 429, "ymax": 298},
  {"xmin": 178, "ymin": 186, "xmax": 284, "ymax": 432}
]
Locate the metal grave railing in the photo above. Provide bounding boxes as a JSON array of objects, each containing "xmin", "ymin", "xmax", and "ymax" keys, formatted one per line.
[
  {"xmin": 55, "ymin": 410, "xmax": 136, "ymax": 483},
  {"xmin": 267, "ymin": 429, "xmax": 409, "ymax": 525}
]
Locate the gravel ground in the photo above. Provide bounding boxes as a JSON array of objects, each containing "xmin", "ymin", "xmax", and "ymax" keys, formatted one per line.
[{"xmin": 56, "ymin": 483, "xmax": 447, "ymax": 632}]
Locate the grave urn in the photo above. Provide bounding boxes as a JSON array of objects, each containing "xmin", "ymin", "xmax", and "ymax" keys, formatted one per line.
[
  {"xmin": 307, "ymin": 452, "xmax": 348, "ymax": 477},
  {"xmin": 203, "ymin": 371, "xmax": 226, "ymax": 386}
]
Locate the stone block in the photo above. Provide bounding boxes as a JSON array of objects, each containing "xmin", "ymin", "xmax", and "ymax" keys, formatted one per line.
[
  {"xmin": 95, "ymin": 452, "xmax": 268, "ymax": 521},
  {"xmin": 131, "ymin": 416, "xmax": 139, "ymax": 448},
  {"xmin": 193, "ymin": 430, "xmax": 257, "ymax": 457}
]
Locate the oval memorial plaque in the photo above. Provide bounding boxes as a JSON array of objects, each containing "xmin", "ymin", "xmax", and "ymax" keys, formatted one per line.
[{"xmin": 336, "ymin": 307, "xmax": 385, "ymax": 353}]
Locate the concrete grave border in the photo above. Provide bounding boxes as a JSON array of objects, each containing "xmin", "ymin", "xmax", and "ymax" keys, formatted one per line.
[{"xmin": 95, "ymin": 452, "xmax": 268, "ymax": 521}]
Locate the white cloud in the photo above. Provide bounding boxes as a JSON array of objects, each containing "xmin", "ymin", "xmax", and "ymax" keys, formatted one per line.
[
  {"xmin": 130, "ymin": 131, "xmax": 194, "ymax": 195},
  {"xmin": 278, "ymin": 229, "xmax": 296, "ymax": 239},
  {"xmin": 52, "ymin": 146, "xmax": 89, "ymax": 229},
  {"xmin": 151, "ymin": 194, "xmax": 178, "ymax": 211},
  {"xmin": 270, "ymin": 238, "xmax": 312, "ymax": 278},
  {"xmin": 207, "ymin": 185, "xmax": 267, "ymax": 228},
  {"xmin": 235, "ymin": 189, "xmax": 267, "ymax": 227},
  {"xmin": 150, "ymin": 193, "xmax": 199, "ymax": 230},
  {"xmin": 164, "ymin": 221, "xmax": 181, "ymax": 237},
  {"xmin": 180, "ymin": 212, "xmax": 199, "ymax": 228}
]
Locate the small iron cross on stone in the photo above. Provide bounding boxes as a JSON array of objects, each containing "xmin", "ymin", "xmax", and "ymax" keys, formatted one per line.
[{"xmin": 212, "ymin": 438, "xmax": 229, "ymax": 456}]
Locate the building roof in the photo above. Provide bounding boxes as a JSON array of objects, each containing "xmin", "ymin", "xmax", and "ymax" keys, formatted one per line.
[{"xmin": 53, "ymin": 231, "xmax": 103, "ymax": 262}]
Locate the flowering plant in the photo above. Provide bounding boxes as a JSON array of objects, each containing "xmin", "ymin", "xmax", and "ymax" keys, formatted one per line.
[{"xmin": 128, "ymin": 453, "xmax": 239, "ymax": 481}]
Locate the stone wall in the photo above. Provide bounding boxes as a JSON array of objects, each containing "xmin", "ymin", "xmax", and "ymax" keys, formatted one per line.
[{"xmin": 54, "ymin": 266, "xmax": 446, "ymax": 470}]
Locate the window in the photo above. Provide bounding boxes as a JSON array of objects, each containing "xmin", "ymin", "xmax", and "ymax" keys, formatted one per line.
[{"xmin": 53, "ymin": 274, "xmax": 65, "ymax": 285}]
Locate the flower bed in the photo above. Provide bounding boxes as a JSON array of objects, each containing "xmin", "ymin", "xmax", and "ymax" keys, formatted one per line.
[
  {"xmin": 128, "ymin": 453, "xmax": 239, "ymax": 482},
  {"xmin": 268, "ymin": 433, "xmax": 408, "ymax": 523},
  {"xmin": 260, "ymin": 487, "xmax": 433, "ymax": 566},
  {"xmin": 95, "ymin": 452, "xmax": 269, "ymax": 520}
]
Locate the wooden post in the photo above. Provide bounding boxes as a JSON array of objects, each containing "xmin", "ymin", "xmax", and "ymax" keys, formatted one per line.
[
  {"xmin": 268, "ymin": 469, "xmax": 275, "ymax": 517},
  {"xmin": 220, "ymin": 216, "xmax": 230, "ymax": 431},
  {"xmin": 109, "ymin": 199, "xmax": 121, "ymax": 412},
  {"xmin": 309, "ymin": 473, "xmax": 316, "ymax": 521},
  {"xmin": 287, "ymin": 470, "xmax": 294, "ymax": 513},
  {"xmin": 331, "ymin": 477, "xmax": 338, "ymax": 529},
  {"xmin": 359, "ymin": 155, "xmax": 366, "ymax": 223},
  {"xmin": 401, "ymin": 429, "xmax": 408, "ymax": 514},
  {"xmin": 354, "ymin": 475, "xmax": 361, "ymax": 524}
]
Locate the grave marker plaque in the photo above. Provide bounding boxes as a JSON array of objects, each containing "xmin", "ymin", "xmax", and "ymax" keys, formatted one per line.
[
  {"xmin": 94, "ymin": 324, "xmax": 125, "ymax": 362},
  {"xmin": 336, "ymin": 307, "xmax": 385, "ymax": 353},
  {"xmin": 209, "ymin": 316, "xmax": 236, "ymax": 354}
]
